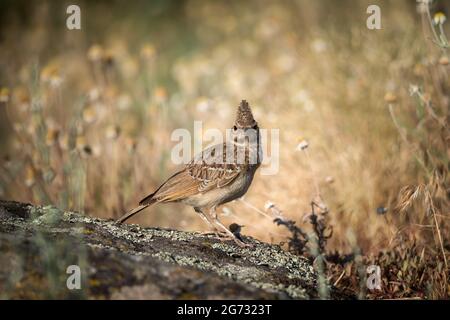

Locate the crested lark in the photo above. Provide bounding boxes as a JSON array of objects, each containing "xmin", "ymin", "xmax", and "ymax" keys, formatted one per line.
[{"xmin": 117, "ymin": 100, "xmax": 262, "ymax": 246}]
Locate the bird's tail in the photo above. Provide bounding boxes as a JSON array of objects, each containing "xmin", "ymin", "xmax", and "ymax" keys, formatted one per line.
[
  {"xmin": 117, "ymin": 190, "xmax": 159, "ymax": 224},
  {"xmin": 116, "ymin": 204, "xmax": 150, "ymax": 224}
]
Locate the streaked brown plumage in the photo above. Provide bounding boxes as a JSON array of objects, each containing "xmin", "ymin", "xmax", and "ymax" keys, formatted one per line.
[{"xmin": 117, "ymin": 100, "xmax": 262, "ymax": 246}]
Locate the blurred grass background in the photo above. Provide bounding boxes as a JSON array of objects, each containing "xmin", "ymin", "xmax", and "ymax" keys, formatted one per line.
[{"xmin": 0, "ymin": 0, "xmax": 449, "ymax": 298}]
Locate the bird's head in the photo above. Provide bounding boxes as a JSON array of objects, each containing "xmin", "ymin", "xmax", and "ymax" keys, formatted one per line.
[{"xmin": 230, "ymin": 100, "xmax": 259, "ymax": 144}]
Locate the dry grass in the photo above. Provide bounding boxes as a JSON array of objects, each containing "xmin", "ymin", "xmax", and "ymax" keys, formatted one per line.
[{"xmin": 0, "ymin": 0, "xmax": 448, "ymax": 298}]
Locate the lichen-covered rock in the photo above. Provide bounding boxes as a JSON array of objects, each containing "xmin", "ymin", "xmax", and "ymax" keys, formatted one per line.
[{"xmin": 0, "ymin": 200, "xmax": 321, "ymax": 299}]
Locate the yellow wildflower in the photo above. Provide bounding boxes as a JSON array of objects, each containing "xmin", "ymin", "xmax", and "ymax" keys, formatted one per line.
[
  {"xmin": 105, "ymin": 125, "xmax": 121, "ymax": 140},
  {"xmin": 87, "ymin": 44, "xmax": 104, "ymax": 62},
  {"xmin": 46, "ymin": 128, "xmax": 60, "ymax": 147},
  {"xmin": 384, "ymin": 92, "xmax": 397, "ymax": 103},
  {"xmin": 0, "ymin": 87, "xmax": 10, "ymax": 103},
  {"xmin": 140, "ymin": 44, "xmax": 156, "ymax": 60},
  {"xmin": 82, "ymin": 104, "xmax": 97, "ymax": 124},
  {"xmin": 154, "ymin": 86, "xmax": 168, "ymax": 103},
  {"xmin": 434, "ymin": 12, "xmax": 446, "ymax": 25},
  {"xmin": 439, "ymin": 55, "xmax": 449, "ymax": 66}
]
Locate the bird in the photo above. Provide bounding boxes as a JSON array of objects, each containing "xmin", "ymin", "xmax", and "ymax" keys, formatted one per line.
[{"xmin": 117, "ymin": 100, "xmax": 262, "ymax": 246}]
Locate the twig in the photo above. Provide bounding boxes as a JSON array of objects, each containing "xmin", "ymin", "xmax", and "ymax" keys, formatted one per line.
[
  {"xmin": 333, "ymin": 269, "xmax": 346, "ymax": 287},
  {"xmin": 238, "ymin": 198, "xmax": 274, "ymax": 220}
]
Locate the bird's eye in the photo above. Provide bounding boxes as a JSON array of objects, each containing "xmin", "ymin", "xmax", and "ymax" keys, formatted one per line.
[{"xmin": 233, "ymin": 125, "xmax": 237, "ymax": 131}]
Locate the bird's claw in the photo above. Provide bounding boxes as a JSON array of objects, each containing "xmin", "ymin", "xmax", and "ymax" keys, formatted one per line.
[{"xmin": 211, "ymin": 233, "xmax": 252, "ymax": 248}]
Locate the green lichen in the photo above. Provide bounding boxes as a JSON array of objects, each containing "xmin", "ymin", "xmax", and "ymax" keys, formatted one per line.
[{"xmin": 0, "ymin": 200, "xmax": 320, "ymax": 299}]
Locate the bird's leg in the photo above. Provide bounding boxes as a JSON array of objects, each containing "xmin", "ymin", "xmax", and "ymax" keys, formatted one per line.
[
  {"xmin": 209, "ymin": 207, "xmax": 250, "ymax": 247},
  {"xmin": 194, "ymin": 207, "xmax": 222, "ymax": 236}
]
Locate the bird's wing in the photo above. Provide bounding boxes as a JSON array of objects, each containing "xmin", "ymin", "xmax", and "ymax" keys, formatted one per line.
[{"xmin": 148, "ymin": 143, "xmax": 241, "ymax": 203}]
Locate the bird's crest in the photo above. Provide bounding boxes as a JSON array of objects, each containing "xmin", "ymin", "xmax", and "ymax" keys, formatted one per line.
[{"xmin": 235, "ymin": 100, "xmax": 257, "ymax": 128}]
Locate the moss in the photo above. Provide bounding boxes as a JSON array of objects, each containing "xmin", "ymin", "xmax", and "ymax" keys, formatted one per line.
[{"xmin": 0, "ymin": 200, "xmax": 325, "ymax": 299}]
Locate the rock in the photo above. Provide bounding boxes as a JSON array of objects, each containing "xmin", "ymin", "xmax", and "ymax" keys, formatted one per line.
[{"xmin": 0, "ymin": 200, "xmax": 323, "ymax": 299}]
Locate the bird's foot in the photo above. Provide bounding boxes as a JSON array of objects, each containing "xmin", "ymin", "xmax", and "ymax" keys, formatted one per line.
[
  {"xmin": 212, "ymin": 233, "xmax": 252, "ymax": 248},
  {"xmin": 231, "ymin": 237, "xmax": 252, "ymax": 248},
  {"xmin": 199, "ymin": 230, "xmax": 225, "ymax": 237},
  {"xmin": 201, "ymin": 231, "xmax": 231, "ymax": 240},
  {"xmin": 200, "ymin": 231, "xmax": 251, "ymax": 247}
]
